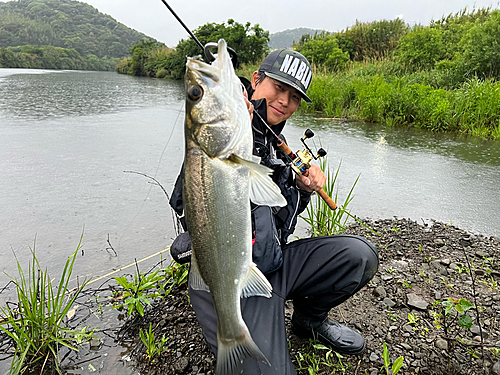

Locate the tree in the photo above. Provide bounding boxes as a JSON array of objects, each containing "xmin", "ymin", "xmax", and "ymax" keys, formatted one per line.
[{"xmin": 296, "ymin": 35, "xmax": 349, "ymax": 71}]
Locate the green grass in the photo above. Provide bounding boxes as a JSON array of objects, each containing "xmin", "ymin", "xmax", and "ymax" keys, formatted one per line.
[
  {"xmin": 301, "ymin": 158, "xmax": 359, "ymax": 236},
  {"xmin": 301, "ymin": 61, "xmax": 500, "ymax": 139},
  {"xmin": 0, "ymin": 239, "xmax": 92, "ymax": 374}
]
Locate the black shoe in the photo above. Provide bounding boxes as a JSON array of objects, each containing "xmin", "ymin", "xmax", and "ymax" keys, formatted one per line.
[{"xmin": 291, "ymin": 313, "xmax": 366, "ymax": 355}]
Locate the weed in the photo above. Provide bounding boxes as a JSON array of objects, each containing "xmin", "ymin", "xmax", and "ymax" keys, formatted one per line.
[
  {"xmin": 381, "ymin": 342, "xmax": 404, "ymax": 375},
  {"xmin": 302, "ymin": 158, "xmax": 377, "ymax": 237},
  {"xmin": 387, "ymin": 310, "xmax": 400, "ymax": 322},
  {"xmin": 407, "ymin": 312, "xmax": 419, "ymax": 326},
  {"xmin": 488, "ymin": 347, "xmax": 500, "ymax": 356},
  {"xmin": 113, "ymin": 269, "xmax": 164, "ymax": 317},
  {"xmin": 398, "ymin": 279, "xmax": 412, "ymax": 288},
  {"xmin": 140, "ymin": 323, "xmax": 168, "ymax": 362},
  {"xmin": 0, "ymin": 241, "xmax": 92, "ymax": 374},
  {"xmin": 295, "ymin": 338, "xmax": 350, "ymax": 374}
]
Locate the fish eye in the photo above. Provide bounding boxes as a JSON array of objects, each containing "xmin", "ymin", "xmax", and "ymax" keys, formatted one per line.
[{"xmin": 187, "ymin": 85, "xmax": 204, "ymax": 102}]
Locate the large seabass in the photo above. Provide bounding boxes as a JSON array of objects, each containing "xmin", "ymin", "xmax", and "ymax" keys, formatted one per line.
[{"xmin": 182, "ymin": 39, "xmax": 286, "ymax": 375}]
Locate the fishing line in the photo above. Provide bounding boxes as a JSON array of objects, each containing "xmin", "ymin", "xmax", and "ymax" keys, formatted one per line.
[{"xmin": 116, "ymin": 103, "xmax": 184, "ymax": 250}]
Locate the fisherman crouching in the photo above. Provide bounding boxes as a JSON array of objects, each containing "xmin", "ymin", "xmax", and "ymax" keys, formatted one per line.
[{"xmin": 169, "ymin": 49, "xmax": 379, "ymax": 375}]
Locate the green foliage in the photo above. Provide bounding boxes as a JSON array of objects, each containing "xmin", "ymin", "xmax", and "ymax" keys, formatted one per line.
[
  {"xmin": 0, "ymin": 0, "xmax": 150, "ymax": 59},
  {"xmin": 113, "ymin": 270, "xmax": 164, "ymax": 317},
  {"xmin": 0, "ymin": 241, "xmax": 92, "ymax": 374},
  {"xmin": 0, "ymin": 44, "xmax": 118, "ymax": 70},
  {"xmin": 294, "ymin": 18, "xmax": 408, "ymax": 69},
  {"xmin": 397, "ymin": 26, "xmax": 446, "ymax": 70},
  {"xmin": 459, "ymin": 10, "xmax": 500, "ymax": 78},
  {"xmin": 118, "ymin": 19, "xmax": 269, "ymax": 79},
  {"xmin": 113, "ymin": 260, "xmax": 189, "ymax": 317},
  {"xmin": 382, "ymin": 342, "xmax": 404, "ymax": 375},
  {"xmin": 295, "ymin": 339, "xmax": 349, "ymax": 374},
  {"xmin": 301, "ymin": 58, "xmax": 500, "ymax": 139},
  {"xmin": 139, "ymin": 323, "xmax": 168, "ymax": 362},
  {"xmin": 337, "ymin": 18, "xmax": 409, "ymax": 61},
  {"xmin": 295, "ymin": 34, "xmax": 349, "ymax": 71},
  {"xmin": 442, "ymin": 298, "xmax": 474, "ymax": 329},
  {"xmin": 302, "ymin": 159, "xmax": 359, "ymax": 236}
]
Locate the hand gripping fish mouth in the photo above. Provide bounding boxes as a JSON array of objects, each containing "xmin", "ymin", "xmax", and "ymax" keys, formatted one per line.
[{"xmin": 183, "ymin": 39, "xmax": 286, "ymax": 375}]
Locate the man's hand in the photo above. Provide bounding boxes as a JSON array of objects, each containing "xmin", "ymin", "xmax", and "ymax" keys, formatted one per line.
[
  {"xmin": 295, "ymin": 164, "xmax": 326, "ymax": 193},
  {"xmin": 243, "ymin": 88, "xmax": 254, "ymax": 121}
]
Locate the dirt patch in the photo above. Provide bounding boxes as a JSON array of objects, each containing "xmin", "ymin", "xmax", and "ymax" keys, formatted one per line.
[{"xmin": 121, "ymin": 218, "xmax": 500, "ymax": 375}]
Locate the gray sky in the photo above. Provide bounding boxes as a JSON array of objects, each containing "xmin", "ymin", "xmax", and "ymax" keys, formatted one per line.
[{"xmin": 3, "ymin": 0, "xmax": 499, "ymax": 46}]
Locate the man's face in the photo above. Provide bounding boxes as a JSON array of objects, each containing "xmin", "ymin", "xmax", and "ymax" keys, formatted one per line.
[{"xmin": 251, "ymin": 73, "xmax": 301, "ymax": 126}]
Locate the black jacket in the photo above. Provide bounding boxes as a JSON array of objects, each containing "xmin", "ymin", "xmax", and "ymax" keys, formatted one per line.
[{"xmin": 169, "ymin": 77, "xmax": 311, "ymax": 274}]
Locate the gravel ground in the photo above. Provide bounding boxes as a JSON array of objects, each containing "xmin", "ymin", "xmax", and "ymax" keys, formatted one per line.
[{"xmin": 122, "ymin": 218, "xmax": 500, "ymax": 375}]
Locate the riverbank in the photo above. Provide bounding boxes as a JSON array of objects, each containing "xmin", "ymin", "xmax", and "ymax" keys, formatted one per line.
[
  {"xmin": 120, "ymin": 218, "xmax": 500, "ymax": 375},
  {"xmin": 300, "ymin": 63, "xmax": 500, "ymax": 140}
]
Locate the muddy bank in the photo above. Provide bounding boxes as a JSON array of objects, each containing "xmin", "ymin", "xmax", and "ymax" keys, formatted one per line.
[{"xmin": 120, "ymin": 218, "xmax": 500, "ymax": 375}]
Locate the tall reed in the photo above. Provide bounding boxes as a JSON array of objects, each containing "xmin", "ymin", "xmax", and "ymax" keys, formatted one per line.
[{"xmin": 0, "ymin": 240, "xmax": 91, "ymax": 374}]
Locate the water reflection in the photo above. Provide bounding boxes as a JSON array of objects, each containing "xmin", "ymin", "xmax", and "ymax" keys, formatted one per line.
[
  {"xmin": 293, "ymin": 114, "xmax": 500, "ymax": 167},
  {"xmin": 0, "ymin": 70, "xmax": 184, "ymax": 121}
]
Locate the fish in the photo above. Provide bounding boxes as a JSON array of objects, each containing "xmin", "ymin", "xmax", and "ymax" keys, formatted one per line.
[{"xmin": 183, "ymin": 39, "xmax": 287, "ymax": 375}]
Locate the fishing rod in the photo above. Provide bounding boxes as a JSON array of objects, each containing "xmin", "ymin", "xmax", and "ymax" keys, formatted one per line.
[
  {"xmin": 254, "ymin": 111, "xmax": 337, "ymax": 210},
  {"xmin": 159, "ymin": 0, "xmax": 336, "ymax": 210},
  {"xmin": 159, "ymin": 0, "xmax": 238, "ymax": 66}
]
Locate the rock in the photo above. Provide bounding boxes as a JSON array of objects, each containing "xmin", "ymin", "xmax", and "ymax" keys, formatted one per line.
[
  {"xmin": 373, "ymin": 286, "xmax": 387, "ymax": 298},
  {"xmin": 449, "ymin": 262, "xmax": 458, "ymax": 270},
  {"xmin": 89, "ymin": 338, "xmax": 101, "ymax": 350},
  {"xmin": 435, "ymin": 339, "xmax": 448, "ymax": 350},
  {"xmin": 430, "ymin": 260, "xmax": 442, "ymax": 269},
  {"xmin": 407, "ymin": 293, "xmax": 429, "ymax": 310},
  {"xmin": 492, "ymin": 361, "xmax": 500, "ymax": 375},
  {"xmin": 369, "ymin": 352, "xmax": 379, "ymax": 362},
  {"xmin": 383, "ymin": 297, "xmax": 396, "ymax": 308},
  {"xmin": 382, "ymin": 274, "xmax": 394, "ymax": 282},
  {"xmin": 174, "ymin": 357, "xmax": 189, "ymax": 373},
  {"xmin": 401, "ymin": 343, "xmax": 412, "ymax": 350},
  {"xmin": 440, "ymin": 258, "xmax": 451, "ymax": 266}
]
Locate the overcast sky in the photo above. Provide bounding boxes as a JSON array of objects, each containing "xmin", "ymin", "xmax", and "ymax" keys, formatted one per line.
[{"xmin": 3, "ymin": 0, "xmax": 499, "ymax": 46}]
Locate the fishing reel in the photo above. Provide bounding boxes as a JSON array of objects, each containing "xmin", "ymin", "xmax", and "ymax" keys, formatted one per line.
[{"xmin": 290, "ymin": 129, "xmax": 327, "ymax": 176}]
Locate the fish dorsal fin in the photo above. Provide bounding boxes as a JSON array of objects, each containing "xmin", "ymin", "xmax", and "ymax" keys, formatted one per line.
[
  {"xmin": 227, "ymin": 155, "xmax": 287, "ymax": 207},
  {"xmin": 241, "ymin": 263, "xmax": 273, "ymax": 298},
  {"xmin": 188, "ymin": 252, "xmax": 210, "ymax": 293}
]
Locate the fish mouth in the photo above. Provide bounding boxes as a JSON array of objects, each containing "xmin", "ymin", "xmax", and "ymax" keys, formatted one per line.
[{"xmin": 186, "ymin": 58, "xmax": 220, "ymax": 87}]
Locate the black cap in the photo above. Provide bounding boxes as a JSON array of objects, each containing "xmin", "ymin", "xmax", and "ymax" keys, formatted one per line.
[{"xmin": 259, "ymin": 49, "xmax": 312, "ymax": 104}]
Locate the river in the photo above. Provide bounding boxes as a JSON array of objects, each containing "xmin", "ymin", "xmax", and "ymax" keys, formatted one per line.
[{"xmin": 0, "ymin": 68, "xmax": 499, "ymax": 372}]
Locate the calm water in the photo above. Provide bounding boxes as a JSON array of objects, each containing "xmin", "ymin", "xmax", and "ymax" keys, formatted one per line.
[{"xmin": 0, "ymin": 69, "xmax": 499, "ymax": 372}]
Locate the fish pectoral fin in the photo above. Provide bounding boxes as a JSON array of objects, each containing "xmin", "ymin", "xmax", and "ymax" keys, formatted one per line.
[
  {"xmin": 227, "ymin": 154, "xmax": 287, "ymax": 207},
  {"xmin": 216, "ymin": 325, "xmax": 270, "ymax": 375},
  {"xmin": 241, "ymin": 263, "xmax": 273, "ymax": 298},
  {"xmin": 188, "ymin": 254, "xmax": 210, "ymax": 293}
]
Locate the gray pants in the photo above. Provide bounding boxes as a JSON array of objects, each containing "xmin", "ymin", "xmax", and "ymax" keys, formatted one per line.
[{"xmin": 189, "ymin": 235, "xmax": 379, "ymax": 375}]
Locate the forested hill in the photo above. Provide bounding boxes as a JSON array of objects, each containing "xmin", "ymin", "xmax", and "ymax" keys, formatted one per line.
[
  {"xmin": 0, "ymin": 0, "xmax": 152, "ymax": 59},
  {"xmin": 269, "ymin": 27, "xmax": 326, "ymax": 48}
]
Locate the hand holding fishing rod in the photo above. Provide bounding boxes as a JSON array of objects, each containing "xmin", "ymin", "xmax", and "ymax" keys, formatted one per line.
[{"xmin": 253, "ymin": 111, "xmax": 337, "ymax": 210}]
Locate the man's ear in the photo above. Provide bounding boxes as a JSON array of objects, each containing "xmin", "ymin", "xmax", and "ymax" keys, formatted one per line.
[{"xmin": 250, "ymin": 71, "xmax": 259, "ymax": 90}]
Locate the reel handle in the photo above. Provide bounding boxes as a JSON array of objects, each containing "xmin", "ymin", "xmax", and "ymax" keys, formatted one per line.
[{"xmin": 275, "ymin": 140, "xmax": 337, "ymax": 211}]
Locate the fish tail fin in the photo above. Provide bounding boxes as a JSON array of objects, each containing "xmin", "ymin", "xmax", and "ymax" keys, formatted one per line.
[{"xmin": 216, "ymin": 327, "xmax": 270, "ymax": 375}]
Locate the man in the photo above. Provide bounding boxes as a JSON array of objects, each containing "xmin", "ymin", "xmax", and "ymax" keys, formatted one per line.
[{"xmin": 170, "ymin": 49, "xmax": 378, "ymax": 374}]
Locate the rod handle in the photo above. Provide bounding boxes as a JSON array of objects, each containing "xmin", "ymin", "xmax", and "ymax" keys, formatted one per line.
[
  {"xmin": 277, "ymin": 140, "xmax": 293, "ymax": 157},
  {"xmin": 317, "ymin": 189, "xmax": 338, "ymax": 210}
]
